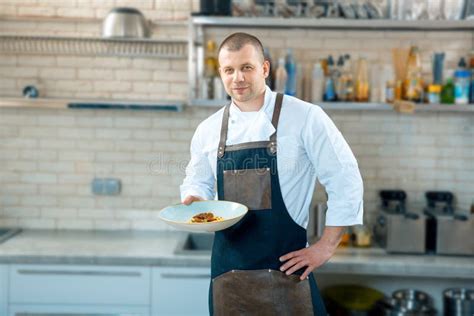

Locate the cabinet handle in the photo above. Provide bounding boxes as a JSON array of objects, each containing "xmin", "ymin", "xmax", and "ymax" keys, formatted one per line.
[
  {"xmin": 17, "ymin": 269, "xmax": 141, "ymax": 277},
  {"xmin": 161, "ymin": 273, "xmax": 210, "ymax": 279}
]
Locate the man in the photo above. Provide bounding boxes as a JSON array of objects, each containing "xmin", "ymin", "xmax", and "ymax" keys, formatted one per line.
[{"xmin": 180, "ymin": 32, "xmax": 363, "ymax": 315}]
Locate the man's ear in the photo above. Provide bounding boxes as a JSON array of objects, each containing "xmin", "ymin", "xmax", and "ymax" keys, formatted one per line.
[{"xmin": 263, "ymin": 60, "xmax": 270, "ymax": 78}]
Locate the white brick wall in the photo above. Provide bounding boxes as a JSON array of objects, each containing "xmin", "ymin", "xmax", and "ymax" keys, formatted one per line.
[
  {"xmin": 0, "ymin": 1, "xmax": 473, "ymax": 231},
  {"xmin": 1, "ymin": 105, "xmax": 472, "ymax": 231}
]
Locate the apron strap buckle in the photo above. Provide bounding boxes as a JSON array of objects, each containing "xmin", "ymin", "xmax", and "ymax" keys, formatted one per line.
[
  {"xmin": 268, "ymin": 142, "xmax": 277, "ymax": 155},
  {"xmin": 217, "ymin": 146, "xmax": 225, "ymax": 158}
]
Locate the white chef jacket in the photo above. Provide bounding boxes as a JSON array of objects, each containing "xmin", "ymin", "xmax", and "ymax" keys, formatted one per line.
[{"xmin": 180, "ymin": 86, "xmax": 363, "ymax": 228}]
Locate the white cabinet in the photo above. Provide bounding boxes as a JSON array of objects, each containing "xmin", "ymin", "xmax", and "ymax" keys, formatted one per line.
[
  {"xmin": 0, "ymin": 265, "xmax": 7, "ymax": 315},
  {"xmin": 9, "ymin": 304, "xmax": 149, "ymax": 316},
  {"xmin": 151, "ymin": 267, "xmax": 211, "ymax": 316},
  {"xmin": 9, "ymin": 264, "xmax": 151, "ymax": 314},
  {"xmin": 5, "ymin": 263, "xmax": 213, "ymax": 316}
]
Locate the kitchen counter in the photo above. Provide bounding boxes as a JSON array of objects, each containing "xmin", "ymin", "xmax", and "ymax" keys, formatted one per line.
[{"xmin": 0, "ymin": 229, "xmax": 473, "ymax": 280}]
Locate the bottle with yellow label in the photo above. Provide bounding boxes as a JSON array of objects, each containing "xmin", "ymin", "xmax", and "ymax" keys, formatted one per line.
[
  {"xmin": 203, "ymin": 39, "xmax": 218, "ymax": 99},
  {"xmin": 404, "ymin": 46, "xmax": 423, "ymax": 102},
  {"xmin": 355, "ymin": 56, "xmax": 369, "ymax": 102}
]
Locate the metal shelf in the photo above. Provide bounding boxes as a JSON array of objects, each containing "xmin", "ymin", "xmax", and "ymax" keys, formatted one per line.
[
  {"xmin": 189, "ymin": 99, "xmax": 474, "ymax": 113},
  {"xmin": 191, "ymin": 16, "xmax": 474, "ymax": 31},
  {"xmin": 188, "ymin": 17, "xmax": 473, "ymax": 105},
  {"xmin": 0, "ymin": 35, "xmax": 187, "ymax": 59},
  {"xmin": 0, "ymin": 97, "xmax": 184, "ymax": 112}
]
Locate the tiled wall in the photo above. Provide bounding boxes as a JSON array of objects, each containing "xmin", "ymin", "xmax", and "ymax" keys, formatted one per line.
[
  {"xmin": 0, "ymin": 0, "xmax": 473, "ymax": 231},
  {"xmin": 0, "ymin": 0, "xmax": 199, "ymax": 21}
]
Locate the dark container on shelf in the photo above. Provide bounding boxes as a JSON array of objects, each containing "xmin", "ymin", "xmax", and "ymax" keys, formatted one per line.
[{"xmin": 198, "ymin": 0, "xmax": 232, "ymax": 16}]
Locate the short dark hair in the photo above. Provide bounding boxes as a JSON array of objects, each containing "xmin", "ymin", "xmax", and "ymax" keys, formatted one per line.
[{"xmin": 218, "ymin": 32, "xmax": 265, "ymax": 63}]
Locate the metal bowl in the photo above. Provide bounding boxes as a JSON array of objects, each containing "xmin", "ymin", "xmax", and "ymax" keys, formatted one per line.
[
  {"xmin": 102, "ymin": 7, "xmax": 150, "ymax": 38},
  {"xmin": 376, "ymin": 296, "xmax": 436, "ymax": 316},
  {"xmin": 392, "ymin": 289, "xmax": 433, "ymax": 307}
]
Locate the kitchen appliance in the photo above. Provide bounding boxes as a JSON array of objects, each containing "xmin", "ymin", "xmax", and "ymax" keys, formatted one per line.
[
  {"xmin": 373, "ymin": 190, "xmax": 426, "ymax": 254},
  {"xmin": 307, "ymin": 202, "xmax": 326, "ymax": 240},
  {"xmin": 197, "ymin": 0, "xmax": 232, "ymax": 16},
  {"xmin": 374, "ymin": 289, "xmax": 436, "ymax": 316},
  {"xmin": 443, "ymin": 288, "xmax": 474, "ymax": 316},
  {"xmin": 424, "ymin": 191, "xmax": 474, "ymax": 256},
  {"xmin": 102, "ymin": 7, "xmax": 150, "ymax": 38}
]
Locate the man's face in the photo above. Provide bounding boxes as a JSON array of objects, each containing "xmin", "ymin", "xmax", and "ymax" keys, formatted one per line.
[{"xmin": 218, "ymin": 44, "xmax": 270, "ymax": 104}]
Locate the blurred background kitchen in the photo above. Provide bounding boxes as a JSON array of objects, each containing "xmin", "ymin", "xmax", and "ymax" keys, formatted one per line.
[{"xmin": 0, "ymin": 0, "xmax": 473, "ymax": 315}]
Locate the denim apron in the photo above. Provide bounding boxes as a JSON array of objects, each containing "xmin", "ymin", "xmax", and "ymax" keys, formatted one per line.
[{"xmin": 209, "ymin": 93, "xmax": 327, "ymax": 315}]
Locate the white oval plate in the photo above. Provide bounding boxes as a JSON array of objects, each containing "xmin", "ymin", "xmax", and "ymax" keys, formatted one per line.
[{"xmin": 158, "ymin": 200, "xmax": 248, "ymax": 232}]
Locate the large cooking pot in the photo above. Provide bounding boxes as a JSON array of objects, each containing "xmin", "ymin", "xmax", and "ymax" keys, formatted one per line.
[
  {"xmin": 102, "ymin": 7, "xmax": 150, "ymax": 38},
  {"xmin": 374, "ymin": 297, "xmax": 436, "ymax": 316}
]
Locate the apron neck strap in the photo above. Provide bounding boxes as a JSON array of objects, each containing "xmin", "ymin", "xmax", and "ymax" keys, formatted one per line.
[
  {"xmin": 269, "ymin": 93, "xmax": 283, "ymax": 143},
  {"xmin": 217, "ymin": 93, "xmax": 284, "ymax": 158},
  {"xmin": 218, "ymin": 104, "xmax": 231, "ymax": 158}
]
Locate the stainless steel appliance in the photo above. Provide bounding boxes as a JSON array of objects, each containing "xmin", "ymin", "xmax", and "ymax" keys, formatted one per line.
[
  {"xmin": 424, "ymin": 191, "xmax": 474, "ymax": 256},
  {"xmin": 375, "ymin": 289, "xmax": 436, "ymax": 316},
  {"xmin": 307, "ymin": 202, "xmax": 326, "ymax": 240},
  {"xmin": 443, "ymin": 288, "xmax": 474, "ymax": 316},
  {"xmin": 373, "ymin": 190, "xmax": 427, "ymax": 254}
]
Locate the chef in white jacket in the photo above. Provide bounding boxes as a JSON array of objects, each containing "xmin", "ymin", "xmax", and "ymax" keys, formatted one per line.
[{"xmin": 180, "ymin": 32, "xmax": 363, "ymax": 315}]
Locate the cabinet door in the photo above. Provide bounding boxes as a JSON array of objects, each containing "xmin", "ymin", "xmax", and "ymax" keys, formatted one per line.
[
  {"xmin": 9, "ymin": 264, "xmax": 151, "ymax": 305},
  {"xmin": 8, "ymin": 304, "xmax": 149, "ymax": 316},
  {"xmin": 151, "ymin": 267, "xmax": 210, "ymax": 316},
  {"xmin": 0, "ymin": 265, "xmax": 7, "ymax": 315}
]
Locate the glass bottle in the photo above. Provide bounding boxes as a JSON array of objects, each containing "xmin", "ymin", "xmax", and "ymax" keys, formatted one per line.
[
  {"xmin": 342, "ymin": 54, "xmax": 354, "ymax": 101},
  {"xmin": 324, "ymin": 56, "xmax": 336, "ymax": 101},
  {"xmin": 454, "ymin": 58, "xmax": 470, "ymax": 105},
  {"xmin": 311, "ymin": 61, "xmax": 324, "ymax": 103},
  {"xmin": 335, "ymin": 55, "xmax": 344, "ymax": 101},
  {"xmin": 285, "ymin": 49, "xmax": 297, "ymax": 96},
  {"xmin": 441, "ymin": 78, "xmax": 455, "ymax": 104},
  {"xmin": 274, "ymin": 57, "xmax": 287, "ymax": 94},
  {"xmin": 204, "ymin": 39, "xmax": 218, "ymax": 99},
  {"xmin": 404, "ymin": 46, "xmax": 423, "ymax": 102},
  {"xmin": 355, "ymin": 56, "xmax": 370, "ymax": 102}
]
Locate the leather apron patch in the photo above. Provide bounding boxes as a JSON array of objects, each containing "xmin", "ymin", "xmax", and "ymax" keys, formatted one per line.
[
  {"xmin": 212, "ymin": 269, "xmax": 314, "ymax": 316},
  {"xmin": 223, "ymin": 167, "xmax": 272, "ymax": 210}
]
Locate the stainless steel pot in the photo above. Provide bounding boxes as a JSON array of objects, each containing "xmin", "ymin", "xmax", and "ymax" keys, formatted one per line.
[
  {"xmin": 102, "ymin": 7, "xmax": 150, "ymax": 38},
  {"xmin": 375, "ymin": 297, "xmax": 436, "ymax": 316},
  {"xmin": 444, "ymin": 288, "xmax": 474, "ymax": 316},
  {"xmin": 375, "ymin": 290, "xmax": 436, "ymax": 316}
]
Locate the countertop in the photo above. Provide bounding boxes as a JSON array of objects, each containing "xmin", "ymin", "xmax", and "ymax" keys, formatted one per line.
[{"xmin": 0, "ymin": 229, "xmax": 473, "ymax": 279}]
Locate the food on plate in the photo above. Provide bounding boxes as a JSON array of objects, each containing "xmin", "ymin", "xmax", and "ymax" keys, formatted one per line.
[{"xmin": 190, "ymin": 212, "xmax": 223, "ymax": 223}]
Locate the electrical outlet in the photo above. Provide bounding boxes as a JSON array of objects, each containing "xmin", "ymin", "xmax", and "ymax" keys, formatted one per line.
[
  {"xmin": 105, "ymin": 178, "xmax": 121, "ymax": 195},
  {"xmin": 92, "ymin": 178, "xmax": 105, "ymax": 195},
  {"xmin": 91, "ymin": 178, "xmax": 121, "ymax": 196}
]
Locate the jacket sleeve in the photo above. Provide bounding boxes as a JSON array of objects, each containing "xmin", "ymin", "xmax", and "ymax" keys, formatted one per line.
[
  {"xmin": 302, "ymin": 106, "xmax": 364, "ymax": 226},
  {"xmin": 179, "ymin": 123, "xmax": 216, "ymax": 201}
]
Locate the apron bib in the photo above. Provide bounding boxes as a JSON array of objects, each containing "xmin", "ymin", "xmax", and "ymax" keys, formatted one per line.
[{"xmin": 210, "ymin": 93, "xmax": 327, "ymax": 316}]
